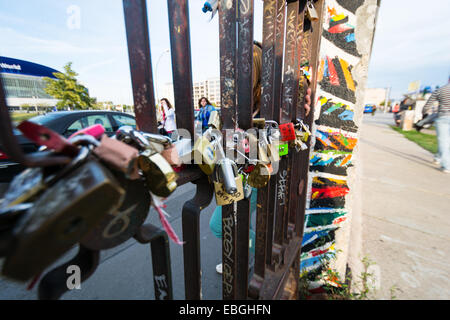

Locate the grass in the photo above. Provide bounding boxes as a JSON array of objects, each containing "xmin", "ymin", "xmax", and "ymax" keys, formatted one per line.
[
  {"xmin": 390, "ymin": 125, "xmax": 438, "ymax": 154},
  {"xmin": 10, "ymin": 112, "xmax": 38, "ymax": 123}
]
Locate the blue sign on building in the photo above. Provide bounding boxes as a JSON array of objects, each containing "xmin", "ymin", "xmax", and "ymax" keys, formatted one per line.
[{"xmin": 0, "ymin": 57, "xmax": 60, "ymax": 79}]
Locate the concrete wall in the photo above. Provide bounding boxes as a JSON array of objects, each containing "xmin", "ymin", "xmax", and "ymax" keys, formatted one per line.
[{"xmin": 300, "ymin": 0, "xmax": 380, "ymax": 291}]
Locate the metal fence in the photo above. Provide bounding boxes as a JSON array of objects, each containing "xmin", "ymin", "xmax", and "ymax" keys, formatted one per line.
[{"xmin": 0, "ymin": 0, "xmax": 324, "ymax": 300}]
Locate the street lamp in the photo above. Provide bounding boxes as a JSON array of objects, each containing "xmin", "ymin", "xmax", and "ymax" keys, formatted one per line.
[{"xmin": 155, "ymin": 49, "xmax": 170, "ymax": 104}]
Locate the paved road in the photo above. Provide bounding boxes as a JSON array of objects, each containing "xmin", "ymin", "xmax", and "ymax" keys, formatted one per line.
[
  {"xmin": 359, "ymin": 112, "xmax": 450, "ymax": 299},
  {"xmin": 0, "ymin": 182, "xmax": 228, "ymax": 300}
]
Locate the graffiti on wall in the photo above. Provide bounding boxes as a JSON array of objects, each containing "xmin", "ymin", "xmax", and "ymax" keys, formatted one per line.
[
  {"xmin": 318, "ymin": 55, "xmax": 357, "ymax": 103},
  {"xmin": 301, "ymin": 0, "xmax": 367, "ymax": 283},
  {"xmin": 323, "ymin": 6, "xmax": 361, "ymax": 57}
]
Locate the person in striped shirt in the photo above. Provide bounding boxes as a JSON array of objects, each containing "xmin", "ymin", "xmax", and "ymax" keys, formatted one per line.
[{"xmin": 422, "ymin": 80, "xmax": 450, "ymax": 173}]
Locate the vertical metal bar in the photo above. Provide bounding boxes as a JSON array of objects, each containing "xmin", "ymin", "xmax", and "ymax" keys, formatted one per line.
[
  {"xmin": 149, "ymin": 232, "xmax": 173, "ymax": 300},
  {"xmin": 268, "ymin": 0, "xmax": 286, "ymax": 269},
  {"xmin": 287, "ymin": 0, "xmax": 307, "ymax": 239},
  {"xmin": 281, "ymin": 0, "xmax": 300, "ymax": 247},
  {"xmin": 272, "ymin": 0, "xmax": 300, "ymax": 267},
  {"xmin": 134, "ymin": 224, "xmax": 174, "ymax": 300},
  {"xmin": 219, "ymin": 0, "xmax": 238, "ymax": 300},
  {"xmin": 181, "ymin": 177, "xmax": 214, "ymax": 299},
  {"xmin": 167, "ymin": 0, "xmax": 195, "ymax": 138},
  {"xmin": 235, "ymin": 0, "xmax": 254, "ymax": 300},
  {"xmin": 296, "ymin": 0, "xmax": 325, "ymax": 237},
  {"xmin": 249, "ymin": 0, "xmax": 277, "ymax": 300},
  {"xmin": 123, "ymin": 0, "xmax": 158, "ymax": 133}
]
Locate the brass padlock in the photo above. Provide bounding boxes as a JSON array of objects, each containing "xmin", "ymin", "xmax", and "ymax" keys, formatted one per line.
[
  {"xmin": 247, "ymin": 163, "xmax": 271, "ymax": 189},
  {"xmin": 252, "ymin": 118, "xmax": 266, "ymax": 129},
  {"xmin": 306, "ymin": 0, "xmax": 319, "ymax": 21},
  {"xmin": 2, "ymin": 159, "xmax": 125, "ymax": 281},
  {"xmin": 138, "ymin": 151, "xmax": 178, "ymax": 198},
  {"xmin": 267, "ymin": 142, "xmax": 281, "ymax": 163},
  {"xmin": 80, "ymin": 171, "xmax": 151, "ymax": 250},
  {"xmin": 213, "ymin": 161, "xmax": 244, "ymax": 206},
  {"xmin": 192, "ymin": 135, "xmax": 216, "ymax": 175}
]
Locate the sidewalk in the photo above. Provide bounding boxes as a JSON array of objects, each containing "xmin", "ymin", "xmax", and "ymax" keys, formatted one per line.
[{"xmin": 359, "ymin": 114, "xmax": 450, "ymax": 299}]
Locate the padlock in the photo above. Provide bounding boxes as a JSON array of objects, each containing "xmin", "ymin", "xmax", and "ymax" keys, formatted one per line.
[
  {"xmin": 94, "ymin": 134, "xmax": 140, "ymax": 180},
  {"xmin": 242, "ymin": 174, "xmax": 253, "ymax": 199},
  {"xmin": 0, "ymin": 168, "xmax": 45, "ymax": 209},
  {"xmin": 247, "ymin": 163, "xmax": 271, "ymax": 189},
  {"xmin": 213, "ymin": 160, "xmax": 244, "ymax": 206},
  {"xmin": 0, "ymin": 203, "xmax": 32, "ymax": 233},
  {"xmin": 17, "ymin": 121, "xmax": 79, "ymax": 157},
  {"xmin": 173, "ymin": 138, "xmax": 193, "ymax": 165},
  {"xmin": 192, "ymin": 135, "xmax": 216, "ymax": 175},
  {"xmin": 306, "ymin": 0, "xmax": 319, "ymax": 21},
  {"xmin": 138, "ymin": 151, "xmax": 178, "ymax": 198},
  {"xmin": 2, "ymin": 159, "xmax": 125, "ymax": 281},
  {"xmin": 279, "ymin": 122, "xmax": 296, "ymax": 141},
  {"xmin": 161, "ymin": 142, "xmax": 182, "ymax": 167},
  {"xmin": 80, "ymin": 171, "xmax": 150, "ymax": 250},
  {"xmin": 207, "ymin": 110, "xmax": 222, "ymax": 130},
  {"xmin": 276, "ymin": 140, "xmax": 289, "ymax": 157},
  {"xmin": 252, "ymin": 118, "xmax": 266, "ymax": 129}
]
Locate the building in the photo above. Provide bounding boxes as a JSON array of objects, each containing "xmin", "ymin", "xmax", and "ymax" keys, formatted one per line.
[
  {"xmin": 161, "ymin": 77, "xmax": 221, "ymax": 110},
  {"xmin": 0, "ymin": 56, "xmax": 60, "ymax": 111},
  {"xmin": 363, "ymin": 87, "xmax": 387, "ymax": 107},
  {"xmin": 193, "ymin": 77, "xmax": 220, "ymax": 108}
]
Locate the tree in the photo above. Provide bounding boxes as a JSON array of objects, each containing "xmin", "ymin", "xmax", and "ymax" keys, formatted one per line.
[{"xmin": 43, "ymin": 62, "xmax": 96, "ymax": 110}]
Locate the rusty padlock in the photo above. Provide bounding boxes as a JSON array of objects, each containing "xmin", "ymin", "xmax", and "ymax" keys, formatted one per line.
[{"xmin": 1, "ymin": 159, "xmax": 125, "ymax": 281}]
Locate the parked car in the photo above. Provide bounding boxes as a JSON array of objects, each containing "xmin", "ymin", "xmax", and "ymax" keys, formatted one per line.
[
  {"xmin": 0, "ymin": 110, "xmax": 137, "ymax": 183},
  {"xmin": 364, "ymin": 104, "xmax": 376, "ymax": 113}
]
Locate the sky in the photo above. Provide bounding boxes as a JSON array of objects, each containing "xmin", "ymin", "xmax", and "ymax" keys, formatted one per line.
[{"xmin": 0, "ymin": 0, "xmax": 449, "ymax": 105}]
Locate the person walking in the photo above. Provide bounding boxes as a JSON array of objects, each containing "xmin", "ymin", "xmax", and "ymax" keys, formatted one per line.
[
  {"xmin": 160, "ymin": 98, "xmax": 177, "ymax": 140},
  {"xmin": 422, "ymin": 80, "xmax": 450, "ymax": 173}
]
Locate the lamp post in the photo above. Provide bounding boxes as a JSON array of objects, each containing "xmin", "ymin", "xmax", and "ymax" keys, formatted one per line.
[{"xmin": 155, "ymin": 49, "xmax": 170, "ymax": 104}]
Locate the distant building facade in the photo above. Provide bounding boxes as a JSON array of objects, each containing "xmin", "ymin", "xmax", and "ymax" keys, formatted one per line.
[
  {"xmin": 161, "ymin": 77, "xmax": 221, "ymax": 109},
  {"xmin": 364, "ymin": 87, "xmax": 387, "ymax": 107},
  {"xmin": 0, "ymin": 57, "xmax": 60, "ymax": 111}
]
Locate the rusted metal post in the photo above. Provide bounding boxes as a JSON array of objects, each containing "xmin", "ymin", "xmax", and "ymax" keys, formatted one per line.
[
  {"xmin": 249, "ymin": 0, "xmax": 278, "ymax": 300},
  {"xmin": 287, "ymin": 0, "xmax": 306, "ymax": 240},
  {"xmin": 167, "ymin": 0, "xmax": 195, "ymax": 138},
  {"xmin": 235, "ymin": 0, "xmax": 254, "ymax": 300},
  {"xmin": 272, "ymin": 0, "xmax": 300, "ymax": 268},
  {"xmin": 219, "ymin": 0, "xmax": 238, "ymax": 300},
  {"xmin": 134, "ymin": 224, "xmax": 174, "ymax": 300},
  {"xmin": 123, "ymin": 0, "xmax": 158, "ymax": 133},
  {"xmin": 181, "ymin": 176, "xmax": 214, "ymax": 299},
  {"xmin": 268, "ymin": 0, "xmax": 286, "ymax": 270},
  {"xmin": 296, "ymin": 0, "xmax": 325, "ymax": 237}
]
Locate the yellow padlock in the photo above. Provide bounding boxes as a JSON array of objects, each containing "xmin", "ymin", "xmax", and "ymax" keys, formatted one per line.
[
  {"xmin": 138, "ymin": 151, "xmax": 178, "ymax": 197},
  {"xmin": 214, "ymin": 176, "xmax": 244, "ymax": 205},
  {"xmin": 192, "ymin": 135, "xmax": 216, "ymax": 175},
  {"xmin": 247, "ymin": 163, "xmax": 271, "ymax": 189}
]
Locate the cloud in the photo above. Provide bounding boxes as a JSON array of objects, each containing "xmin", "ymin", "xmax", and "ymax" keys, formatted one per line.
[{"xmin": 0, "ymin": 27, "xmax": 103, "ymax": 55}]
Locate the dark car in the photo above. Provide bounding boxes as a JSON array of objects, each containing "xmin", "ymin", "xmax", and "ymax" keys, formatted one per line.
[{"xmin": 0, "ymin": 110, "xmax": 137, "ymax": 183}]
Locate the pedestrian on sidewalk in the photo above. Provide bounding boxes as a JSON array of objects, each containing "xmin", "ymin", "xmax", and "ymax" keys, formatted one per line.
[
  {"xmin": 422, "ymin": 79, "xmax": 450, "ymax": 173},
  {"xmin": 160, "ymin": 98, "xmax": 178, "ymax": 140}
]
